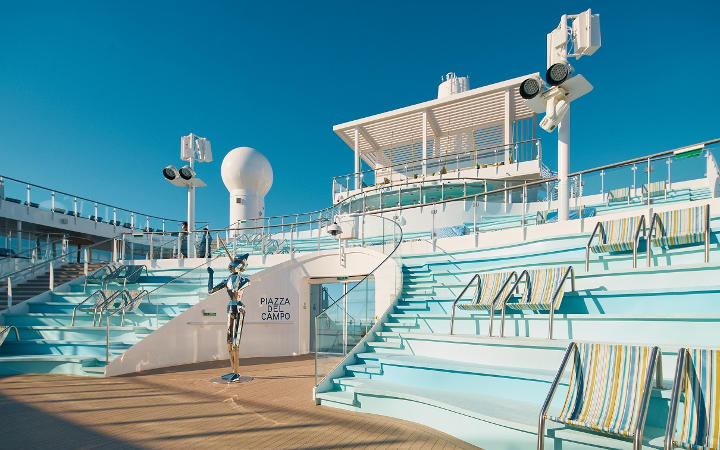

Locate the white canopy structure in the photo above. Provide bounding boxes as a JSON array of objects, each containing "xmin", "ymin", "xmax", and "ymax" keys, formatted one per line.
[{"xmin": 333, "ymin": 74, "xmax": 540, "ymax": 189}]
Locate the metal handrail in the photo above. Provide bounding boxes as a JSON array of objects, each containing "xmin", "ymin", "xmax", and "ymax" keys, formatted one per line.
[
  {"xmin": 0, "ymin": 236, "xmax": 67, "ymax": 262},
  {"xmin": 538, "ymin": 343, "xmax": 659, "ymax": 450},
  {"xmin": 3, "ymin": 236, "xmax": 117, "ymax": 281},
  {"xmin": 664, "ymin": 348, "xmax": 687, "ymax": 450},
  {"xmin": 0, "ymin": 173, "xmax": 193, "ymax": 225},
  {"xmin": 499, "ymin": 266, "xmax": 575, "ymax": 339},
  {"xmin": 450, "ymin": 271, "xmax": 518, "ymax": 336},
  {"xmin": 332, "ymin": 138, "xmax": 541, "ymax": 184},
  {"xmin": 104, "ymin": 289, "xmax": 153, "ymax": 365},
  {"xmin": 537, "ymin": 342, "xmax": 575, "ymax": 450},
  {"xmin": 71, "ymin": 289, "xmax": 123, "ymax": 327},
  {"xmin": 585, "ymin": 221, "xmax": 605, "ymax": 272},
  {"xmin": 314, "ymin": 214, "xmax": 403, "ymax": 386},
  {"xmin": 208, "ymin": 138, "xmax": 720, "ymax": 243},
  {"xmin": 632, "ymin": 215, "xmax": 647, "ymax": 269}
]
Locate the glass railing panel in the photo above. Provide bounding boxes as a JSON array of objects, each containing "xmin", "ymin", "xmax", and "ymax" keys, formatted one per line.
[{"xmin": 1, "ymin": 178, "xmax": 28, "ymax": 206}]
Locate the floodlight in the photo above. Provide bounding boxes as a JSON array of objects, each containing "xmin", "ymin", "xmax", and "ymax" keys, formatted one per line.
[
  {"xmin": 519, "ymin": 76, "xmax": 545, "ymax": 100},
  {"xmin": 546, "ymin": 63, "xmax": 573, "ymax": 86},
  {"xmin": 179, "ymin": 165, "xmax": 195, "ymax": 180},
  {"xmin": 163, "ymin": 166, "xmax": 179, "ymax": 181}
]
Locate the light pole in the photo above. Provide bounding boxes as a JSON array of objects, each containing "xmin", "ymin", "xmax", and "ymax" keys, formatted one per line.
[
  {"xmin": 519, "ymin": 9, "xmax": 601, "ymax": 222},
  {"xmin": 162, "ymin": 133, "xmax": 212, "ymax": 258}
]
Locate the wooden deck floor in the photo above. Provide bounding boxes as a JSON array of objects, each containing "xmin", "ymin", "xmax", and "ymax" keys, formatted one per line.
[{"xmin": 0, "ymin": 355, "xmax": 478, "ymax": 449}]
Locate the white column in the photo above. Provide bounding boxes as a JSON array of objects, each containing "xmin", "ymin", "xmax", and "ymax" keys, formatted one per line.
[
  {"xmin": 422, "ymin": 111, "xmax": 428, "ymax": 176},
  {"xmin": 354, "ymin": 128, "xmax": 360, "ymax": 190},
  {"xmin": 187, "ymin": 158, "xmax": 196, "ymax": 257},
  {"xmin": 503, "ymin": 89, "xmax": 514, "ymax": 164},
  {"xmin": 558, "ymin": 108, "xmax": 570, "ymax": 221}
]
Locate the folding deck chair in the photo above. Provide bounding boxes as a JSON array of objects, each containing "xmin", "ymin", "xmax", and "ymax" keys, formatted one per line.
[
  {"xmin": 539, "ymin": 342, "xmax": 660, "ymax": 450},
  {"xmin": 642, "ymin": 180, "xmax": 668, "ymax": 202},
  {"xmin": 450, "ymin": 271, "xmax": 517, "ymax": 336},
  {"xmin": 648, "ymin": 204, "xmax": 711, "ymax": 265},
  {"xmin": 586, "ymin": 215, "xmax": 646, "ymax": 270},
  {"xmin": 606, "ymin": 187, "xmax": 631, "ymax": 205},
  {"xmin": 664, "ymin": 347, "xmax": 720, "ymax": 449},
  {"xmin": 500, "ymin": 266, "xmax": 575, "ymax": 339}
]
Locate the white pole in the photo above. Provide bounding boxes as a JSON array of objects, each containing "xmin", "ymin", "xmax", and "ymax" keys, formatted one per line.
[
  {"xmin": 558, "ymin": 109, "xmax": 570, "ymax": 221},
  {"xmin": 187, "ymin": 158, "xmax": 196, "ymax": 258},
  {"xmin": 7, "ymin": 277, "xmax": 11, "ymax": 308},
  {"xmin": 49, "ymin": 261, "xmax": 54, "ymax": 291},
  {"xmin": 83, "ymin": 248, "xmax": 88, "ymax": 275},
  {"xmin": 422, "ymin": 111, "xmax": 428, "ymax": 176},
  {"xmin": 354, "ymin": 128, "xmax": 360, "ymax": 190}
]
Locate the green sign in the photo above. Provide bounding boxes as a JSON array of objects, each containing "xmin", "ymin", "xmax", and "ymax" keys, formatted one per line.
[{"xmin": 336, "ymin": 276, "xmax": 348, "ymax": 280}]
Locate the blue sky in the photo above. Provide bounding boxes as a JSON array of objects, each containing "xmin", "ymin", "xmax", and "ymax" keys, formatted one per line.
[{"xmin": 1, "ymin": 1, "xmax": 719, "ymax": 229}]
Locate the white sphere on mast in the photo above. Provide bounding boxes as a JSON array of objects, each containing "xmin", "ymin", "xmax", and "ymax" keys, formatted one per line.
[{"xmin": 221, "ymin": 147, "xmax": 273, "ymax": 234}]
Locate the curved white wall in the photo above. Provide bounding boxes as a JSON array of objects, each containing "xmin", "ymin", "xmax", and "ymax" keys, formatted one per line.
[{"xmin": 107, "ymin": 247, "xmax": 402, "ymax": 376}]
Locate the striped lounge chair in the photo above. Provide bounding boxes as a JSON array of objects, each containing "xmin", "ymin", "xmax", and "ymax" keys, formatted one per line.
[
  {"xmin": 607, "ymin": 187, "xmax": 631, "ymax": 205},
  {"xmin": 586, "ymin": 215, "xmax": 646, "ymax": 270},
  {"xmin": 501, "ymin": 266, "xmax": 575, "ymax": 339},
  {"xmin": 648, "ymin": 204, "xmax": 710, "ymax": 265},
  {"xmin": 0, "ymin": 325, "xmax": 20, "ymax": 347},
  {"xmin": 451, "ymin": 271, "xmax": 517, "ymax": 336},
  {"xmin": 665, "ymin": 348, "xmax": 720, "ymax": 449},
  {"xmin": 643, "ymin": 180, "xmax": 668, "ymax": 202},
  {"xmin": 539, "ymin": 342, "xmax": 660, "ymax": 450}
]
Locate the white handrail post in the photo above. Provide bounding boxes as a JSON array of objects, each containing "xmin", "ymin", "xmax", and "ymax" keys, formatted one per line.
[
  {"xmin": 6, "ymin": 277, "xmax": 11, "ymax": 308},
  {"xmin": 26, "ymin": 184, "xmax": 30, "ymax": 206},
  {"xmin": 121, "ymin": 234, "xmax": 126, "ymax": 260},
  {"xmin": 83, "ymin": 248, "xmax": 88, "ymax": 275},
  {"xmin": 49, "ymin": 261, "xmax": 54, "ymax": 291},
  {"xmin": 647, "ymin": 157, "xmax": 651, "ymax": 206},
  {"xmin": 150, "ymin": 233, "xmax": 155, "ymax": 260},
  {"xmin": 51, "ymin": 191, "xmax": 55, "ymax": 212}
]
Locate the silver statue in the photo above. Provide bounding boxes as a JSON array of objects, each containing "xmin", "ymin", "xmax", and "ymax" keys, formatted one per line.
[{"xmin": 208, "ymin": 250, "xmax": 250, "ymax": 382}]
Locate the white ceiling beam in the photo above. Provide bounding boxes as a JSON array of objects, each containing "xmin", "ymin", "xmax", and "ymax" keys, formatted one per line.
[
  {"xmin": 425, "ymin": 109, "xmax": 442, "ymax": 137},
  {"xmin": 357, "ymin": 125, "xmax": 380, "ymax": 152}
]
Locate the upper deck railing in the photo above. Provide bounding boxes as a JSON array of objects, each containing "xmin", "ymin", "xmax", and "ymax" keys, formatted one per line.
[
  {"xmin": 0, "ymin": 174, "xmax": 207, "ymax": 232},
  {"xmin": 332, "ymin": 138, "xmax": 542, "ymax": 197}
]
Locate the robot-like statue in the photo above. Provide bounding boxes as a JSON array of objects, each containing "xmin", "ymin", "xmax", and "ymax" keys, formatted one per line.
[{"xmin": 207, "ymin": 250, "xmax": 251, "ymax": 382}]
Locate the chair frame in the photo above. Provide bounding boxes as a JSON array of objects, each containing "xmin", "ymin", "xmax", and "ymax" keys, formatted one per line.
[
  {"xmin": 0, "ymin": 325, "xmax": 20, "ymax": 346},
  {"xmin": 647, "ymin": 204, "xmax": 710, "ymax": 267},
  {"xmin": 450, "ymin": 271, "xmax": 518, "ymax": 336},
  {"xmin": 585, "ymin": 215, "xmax": 646, "ymax": 271},
  {"xmin": 606, "ymin": 187, "xmax": 631, "ymax": 206},
  {"xmin": 538, "ymin": 342, "xmax": 660, "ymax": 450},
  {"xmin": 499, "ymin": 266, "xmax": 575, "ymax": 339},
  {"xmin": 642, "ymin": 180, "xmax": 668, "ymax": 203}
]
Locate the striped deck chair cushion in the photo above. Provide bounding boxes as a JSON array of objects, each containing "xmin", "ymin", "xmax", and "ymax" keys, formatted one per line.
[
  {"xmin": 643, "ymin": 180, "xmax": 667, "ymax": 198},
  {"xmin": 652, "ymin": 206, "xmax": 707, "ymax": 248},
  {"xmin": 607, "ymin": 187, "xmax": 630, "ymax": 203},
  {"xmin": 507, "ymin": 267, "xmax": 568, "ymax": 311},
  {"xmin": 549, "ymin": 343, "xmax": 657, "ymax": 438},
  {"xmin": 589, "ymin": 216, "xmax": 640, "ymax": 254},
  {"xmin": 457, "ymin": 272, "xmax": 513, "ymax": 311},
  {"xmin": 673, "ymin": 348, "xmax": 720, "ymax": 449}
]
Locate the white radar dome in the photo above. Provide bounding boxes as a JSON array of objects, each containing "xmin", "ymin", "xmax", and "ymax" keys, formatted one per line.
[
  {"xmin": 221, "ymin": 146, "xmax": 273, "ymax": 195},
  {"xmin": 221, "ymin": 147, "xmax": 273, "ymax": 235}
]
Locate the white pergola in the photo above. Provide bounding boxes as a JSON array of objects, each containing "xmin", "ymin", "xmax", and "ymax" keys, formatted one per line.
[{"xmin": 333, "ymin": 74, "xmax": 539, "ymax": 189}]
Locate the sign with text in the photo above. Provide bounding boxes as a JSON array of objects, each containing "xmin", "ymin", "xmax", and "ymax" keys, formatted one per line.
[{"xmin": 258, "ymin": 297, "xmax": 293, "ymax": 322}]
